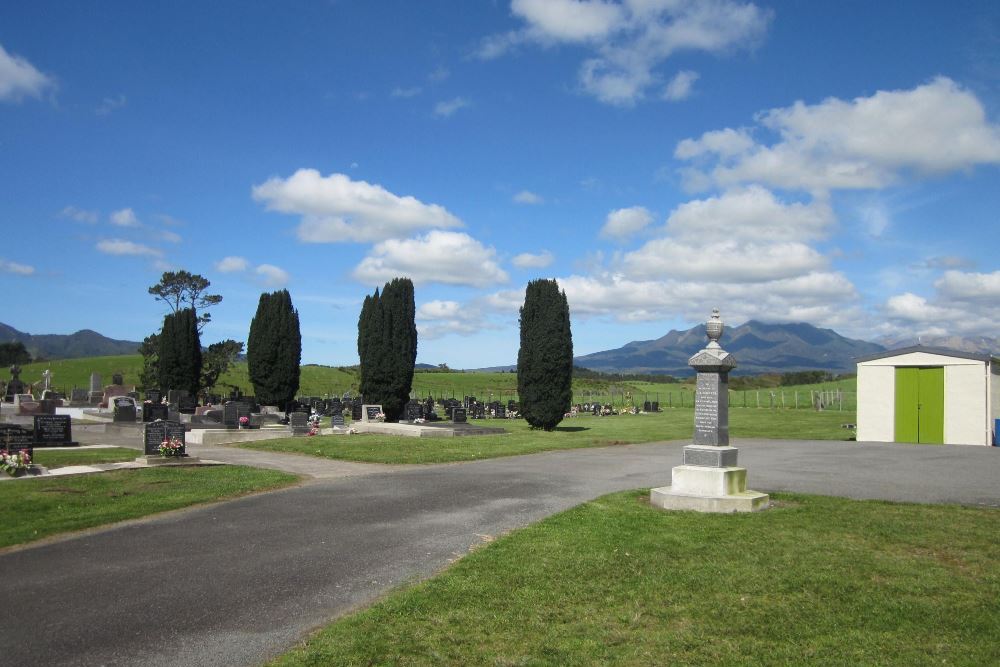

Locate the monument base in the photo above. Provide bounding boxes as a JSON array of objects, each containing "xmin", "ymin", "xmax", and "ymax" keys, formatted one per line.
[{"xmin": 650, "ymin": 464, "xmax": 769, "ymax": 513}]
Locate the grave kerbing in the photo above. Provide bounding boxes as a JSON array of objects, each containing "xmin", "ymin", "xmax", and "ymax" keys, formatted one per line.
[{"xmin": 649, "ymin": 309, "xmax": 769, "ymax": 513}]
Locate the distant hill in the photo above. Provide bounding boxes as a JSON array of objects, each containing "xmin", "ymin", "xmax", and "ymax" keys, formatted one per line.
[
  {"xmin": 0, "ymin": 322, "xmax": 140, "ymax": 360},
  {"xmin": 574, "ymin": 320, "xmax": 886, "ymax": 375},
  {"xmin": 879, "ymin": 333, "xmax": 998, "ymax": 356}
]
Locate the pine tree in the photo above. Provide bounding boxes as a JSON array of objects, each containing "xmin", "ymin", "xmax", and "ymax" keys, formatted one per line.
[
  {"xmin": 157, "ymin": 308, "xmax": 202, "ymax": 395},
  {"xmin": 517, "ymin": 279, "xmax": 573, "ymax": 430},
  {"xmin": 247, "ymin": 290, "xmax": 302, "ymax": 411},
  {"xmin": 357, "ymin": 278, "xmax": 417, "ymax": 422}
]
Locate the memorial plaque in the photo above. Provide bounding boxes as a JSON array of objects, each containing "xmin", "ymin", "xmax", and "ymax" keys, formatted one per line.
[
  {"xmin": 0, "ymin": 424, "xmax": 34, "ymax": 458},
  {"xmin": 683, "ymin": 446, "xmax": 738, "ymax": 468},
  {"xmin": 364, "ymin": 405, "xmax": 383, "ymax": 422},
  {"xmin": 452, "ymin": 407, "xmax": 467, "ymax": 423},
  {"xmin": 143, "ymin": 420, "xmax": 186, "ymax": 456},
  {"xmin": 33, "ymin": 415, "xmax": 72, "ymax": 446},
  {"xmin": 693, "ymin": 372, "xmax": 729, "ymax": 447},
  {"xmin": 144, "ymin": 403, "xmax": 169, "ymax": 422}
]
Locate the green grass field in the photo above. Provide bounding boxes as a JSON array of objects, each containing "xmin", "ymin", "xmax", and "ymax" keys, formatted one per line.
[
  {"xmin": 0, "ymin": 465, "xmax": 299, "ymax": 548},
  {"xmin": 271, "ymin": 491, "xmax": 1000, "ymax": 666},
  {"xmin": 19, "ymin": 355, "xmax": 856, "ymax": 411},
  {"xmin": 241, "ymin": 409, "xmax": 855, "ymax": 465},
  {"xmin": 31, "ymin": 447, "xmax": 140, "ymax": 468}
]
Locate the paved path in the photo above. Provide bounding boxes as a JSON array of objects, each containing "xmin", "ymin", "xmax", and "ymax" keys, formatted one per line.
[{"xmin": 1, "ymin": 439, "xmax": 998, "ymax": 666}]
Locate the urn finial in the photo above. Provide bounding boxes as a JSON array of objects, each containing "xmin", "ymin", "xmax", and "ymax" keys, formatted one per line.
[{"xmin": 705, "ymin": 308, "xmax": 724, "ymax": 349}]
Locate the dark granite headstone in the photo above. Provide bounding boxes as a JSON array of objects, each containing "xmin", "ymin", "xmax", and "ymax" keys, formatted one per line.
[
  {"xmin": 452, "ymin": 407, "xmax": 467, "ymax": 423},
  {"xmin": 365, "ymin": 405, "xmax": 383, "ymax": 421},
  {"xmin": 0, "ymin": 424, "xmax": 34, "ymax": 458},
  {"xmin": 144, "ymin": 403, "xmax": 169, "ymax": 422},
  {"xmin": 167, "ymin": 389, "xmax": 189, "ymax": 406},
  {"xmin": 37, "ymin": 398, "xmax": 57, "ymax": 414},
  {"xmin": 651, "ymin": 401, "xmax": 659, "ymax": 412},
  {"xmin": 70, "ymin": 388, "xmax": 89, "ymax": 404},
  {"xmin": 643, "ymin": 401, "xmax": 652, "ymax": 412},
  {"xmin": 33, "ymin": 415, "xmax": 72, "ymax": 446},
  {"xmin": 145, "ymin": 389, "xmax": 162, "ymax": 404},
  {"xmin": 405, "ymin": 401, "xmax": 422, "ymax": 421},
  {"xmin": 113, "ymin": 396, "xmax": 137, "ymax": 422},
  {"xmin": 143, "ymin": 420, "xmax": 186, "ymax": 456},
  {"xmin": 111, "ymin": 373, "xmax": 123, "ymax": 386},
  {"xmin": 177, "ymin": 395, "xmax": 197, "ymax": 415},
  {"xmin": 223, "ymin": 401, "xmax": 251, "ymax": 427},
  {"xmin": 289, "ymin": 411, "xmax": 310, "ymax": 436},
  {"xmin": 351, "ymin": 400, "xmax": 363, "ymax": 421},
  {"xmin": 495, "ymin": 405, "xmax": 506, "ymax": 418}
]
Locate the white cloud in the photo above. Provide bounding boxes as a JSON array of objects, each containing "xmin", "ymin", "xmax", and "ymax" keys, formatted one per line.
[
  {"xmin": 935, "ymin": 270, "xmax": 1000, "ymax": 302},
  {"xmin": 96, "ymin": 239, "xmax": 162, "ymax": 257},
  {"xmin": 59, "ymin": 206, "xmax": 98, "ymax": 224},
  {"xmin": 159, "ymin": 229, "xmax": 183, "ymax": 244},
  {"xmin": 881, "ymin": 269, "xmax": 1000, "ymax": 338},
  {"xmin": 478, "ymin": 0, "xmax": 771, "ymax": 106},
  {"xmin": 856, "ymin": 202, "xmax": 890, "ymax": 237},
  {"xmin": 353, "ymin": 231, "xmax": 508, "ymax": 287},
  {"xmin": 110, "ymin": 208, "xmax": 140, "ymax": 227},
  {"xmin": 0, "ymin": 258, "xmax": 35, "ymax": 275},
  {"xmin": 216, "ymin": 256, "xmax": 249, "ymax": 273},
  {"xmin": 415, "ymin": 299, "xmax": 493, "ymax": 339},
  {"xmin": 662, "ymin": 70, "xmax": 699, "ymax": 101},
  {"xmin": 256, "ymin": 264, "xmax": 290, "ymax": 287},
  {"xmin": 623, "ymin": 238, "xmax": 826, "ymax": 282},
  {"xmin": 678, "ymin": 77, "xmax": 1000, "ymax": 192},
  {"xmin": 252, "ymin": 169, "xmax": 463, "ymax": 243},
  {"xmin": 601, "ymin": 206, "xmax": 653, "ymax": 239},
  {"xmin": 0, "ymin": 43, "xmax": 54, "ymax": 102},
  {"xmin": 391, "ymin": 86, "xmax": 422, "ymax": 98},
  {"xmin": 513, "ymin": 190, "xmax": 544, "ymax": 205},
  {"xmin": 512, "ymin": 251, "xmax": 554, "ymax": 269},
  {"xmin": 434, "ymin": 96, "xmax": 471, "ymax": 118},
  {"xmin": 96, "ymin": 93, "xmax": 126, "ymax": 116},
  {"xmin": 664, "ymin": 186, "xmax": 833, "ymax": 242}
]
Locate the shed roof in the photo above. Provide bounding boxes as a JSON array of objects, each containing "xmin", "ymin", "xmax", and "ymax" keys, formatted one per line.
[{"xmin": 854, "ymin": 345, "xmax": 999, "ymax": 365}]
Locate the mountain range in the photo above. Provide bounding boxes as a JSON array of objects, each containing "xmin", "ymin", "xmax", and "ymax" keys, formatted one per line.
[
  {"xmin": 574, "ymin": 320, "xmax": 887, "ymax": 376},
  {"xmin": 0, "ymin": 322, "xmax": 140, "ymax": 360}
]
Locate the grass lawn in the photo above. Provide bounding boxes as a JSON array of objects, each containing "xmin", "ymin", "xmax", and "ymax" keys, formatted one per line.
[
  {"xmin": 272, "ymin": 491, "xmax": 1000, "ymax": 667},
  {"xmin": 0, "ymin": 466, "xmax": 299, "ymax": 548},
  {"xmin": 241, "ymin": 409, "xmax": 855, "ymax": 465},
  {"xmin": 30, "ymin": 447, "xmax": 141, "ymax": 468}
]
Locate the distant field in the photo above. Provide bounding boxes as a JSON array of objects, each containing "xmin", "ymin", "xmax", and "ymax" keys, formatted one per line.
[{"xmin": 17, "ymin": 355, "xmax": 856, "ymax": 411}]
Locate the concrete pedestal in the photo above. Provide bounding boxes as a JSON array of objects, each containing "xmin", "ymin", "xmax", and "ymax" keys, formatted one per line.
[{"xmin": 650, "ymin": 464, "xmax": 769, "ymax": 513}]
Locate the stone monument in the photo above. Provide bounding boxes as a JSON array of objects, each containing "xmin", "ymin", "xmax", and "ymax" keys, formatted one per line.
[{"xmin": 650, "ymin": 309, "xmax": 769, "ymax": 513}]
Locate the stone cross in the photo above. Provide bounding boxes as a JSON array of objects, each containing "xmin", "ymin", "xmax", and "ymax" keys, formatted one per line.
[{"xmin": 42, "ymin": 369, "xmax": 52, "ymax": 391}]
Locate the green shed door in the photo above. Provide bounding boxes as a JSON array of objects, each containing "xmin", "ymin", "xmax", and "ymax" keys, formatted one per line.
[{"xmin": 894, "ymin": 367, "xmax": 944, "ymax": 444}]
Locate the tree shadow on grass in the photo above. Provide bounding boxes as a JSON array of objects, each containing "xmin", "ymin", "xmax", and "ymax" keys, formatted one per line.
[{"xmin": 552, "ymin": 426, "xmax": 590, "ymax": 433}]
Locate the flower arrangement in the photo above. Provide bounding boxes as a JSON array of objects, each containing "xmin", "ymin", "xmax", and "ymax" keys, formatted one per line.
[
  {"xmin": 158, "ymin": 437, "xmax": 185, "ymax": 457},
  {"xmin": 238, "ymin": 416, "xmax": 250, "ymax": 429},
  {"xmin": 1, "ymin": 448, "xmax": 31, "ymax": 476}
]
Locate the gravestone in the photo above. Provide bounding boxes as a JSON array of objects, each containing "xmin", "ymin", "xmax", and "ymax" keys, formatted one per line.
[
  {"xmin": 351, "ymin": 400, "xmax": 363, "ymax": 421},
  {"xmin": 102, "ymin": 384, "xmax": 129, "ymax": 407},
  {"xmin": 651, "ymin": 401, "xmax": 659, "ymax": 412},
  {"xmin": 650, "ymin": 309, "xmax": 768, "ymax": 513},
  {"xmin": 223, "ymin": 401, "xmax": 251, "ymax": 428},
  {"xmin": 643, "ymin": 401, "xmax": 652, "ymax": 412},
  {"xmin": 363, "ymin": 405, "xmax": 383, "ymax": 422},
  {"xmin": 289, "ymin": 411, "xmax": 310, "ymax": 436},
  {"xmin": 144, "ymin": 403, "xmax": 169, "ymax": 422},
  {"xmin": 0, "ymin": 424, "xmax": 34, "ymax": 459},
  {"xmin": 329, "ymin": 399, "xmax": 345, "ymax": 427},
  {"xmin": 6, "ymin": 364, "xmax": 25, "ymax": 400},
  {"xmin": 89, "ymin": 372, "xmax": 102, "ymax": 393},
  {"xmin": 111, "ymin": 372, "xmax": 123, "ymax": 386},
  {"xmin": 146, "ymin": 389, "xmax": 162, "ymax": 404},
  {"xmin": 37, "ymin": 398, "xmax": 57, "ymax": 414},
  {"xmin": 495, "ymin": 405, "xmax": 506, "ymax": 419},
  {"xmin": 167, "ymin": 389, "xmax": 189, "ymax": 407},
  {"xmin": 143, "ymin": 420, "xmax": 186, "ymax": 456},
  {"xmin": 177, "ymin": 395, "xmax": 198, "ymax": 414},
  {"xmin": 113, "ymin": 396, "xmax": 137, "ymax": 422},
  {"xmin": 70, "ymin": 388, "xmax": 89, "ymax": 405},
  {"xmin": 452, "ymin": 407, "xmax": 467, "ymax": 423},
  {"xmin": 405, "ymin": 400, "xmax": 422, "ymax": 422},
  {"xmin": 33, "ymin": 415, "xmax": 73, "ymax": 446}
]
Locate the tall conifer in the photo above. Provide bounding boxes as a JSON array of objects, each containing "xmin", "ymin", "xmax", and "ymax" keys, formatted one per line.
[
  {"xmin": 517, "ymin": 279, "xmax": 573, "ymax": 430},
  {"xmin": 247, "ymin": 290, "xmax": 301, "ymax": 410},
  {"xmin": 157, "ymin": 307, "xmax": 202, "ymax": 395},
  {"xmin": 357, "ymin": 278, "xmax": 417, "ymax": 422}
]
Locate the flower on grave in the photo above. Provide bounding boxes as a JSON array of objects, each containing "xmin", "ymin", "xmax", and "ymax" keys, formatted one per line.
[
  {"xmin": 239, "ymin": 416, "xmax": 249, "ymax": 426},
  {"xmin": 1, "ymin": 448, "xmax": 31, "ymax": 476},
  {"xmin": 157, "ymin": 437, "xmax": 185, "ymax": 457},
  {"xmin": 375, "ymin": 412, "xmax": 386, "ymax": 422}
]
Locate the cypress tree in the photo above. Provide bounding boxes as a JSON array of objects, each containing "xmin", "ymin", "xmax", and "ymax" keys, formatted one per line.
[
  {"xmin": 247, "ymin": 290, "xmax": 302, "ymax": 411},
  {"xmin": 357, "ymin": 278, "xmax": 417, "ymax": 422},
  {"xmin": 157, "ymin": 308, "xmax": 202, "ymax": 395},
  {"xmin": 517, "ymin": 279, "xmax": 573, "ymax": 431}
]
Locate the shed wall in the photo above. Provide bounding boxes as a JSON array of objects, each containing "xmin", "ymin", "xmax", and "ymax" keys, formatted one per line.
[
  {"xmin": 944, "ymin": 365, "xmax": 986, "ymax": 445},
  {"xmin": 857, "ymin": 365, "xmax": 894, "ymax": 442}
]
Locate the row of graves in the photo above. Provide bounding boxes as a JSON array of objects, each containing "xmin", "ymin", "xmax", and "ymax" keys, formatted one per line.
[
  {"xmin": 572, "ymin": 400, "xmax": 663, "ymax": 416},
  {"xmin": 0, "ymin": 415, "xmax": 77, "ymax": 459}
]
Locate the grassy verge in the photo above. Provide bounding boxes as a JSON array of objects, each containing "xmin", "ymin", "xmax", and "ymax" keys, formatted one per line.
[
  {"xmin": 0, "ymin": 466, "xmax": 298, "ymax": 548},
  {"xmin": 272, "ymin": 491, "xmax": 1000, "ymax": 667},
  {"xmin": 31, "ymin": 447, "xmax": 141, "ymax": 468},
  {"xmin": 241, "ymin": 409, "xmax": 854, "ymax": 465}
]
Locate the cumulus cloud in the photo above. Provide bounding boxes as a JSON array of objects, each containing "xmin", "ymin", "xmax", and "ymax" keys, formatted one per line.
[
  {"xmin": 662, "ymin": 70, "xmax": 699, "ymax": 101},
  {"xmin": 601, "ymin": 206, "xmax": 653, "ymax": 239},
  {"xmin": 623, "ymin": 238, "xmax": 826, "ymax": 282},
  {"xmin": 0, "ymin": 258, "xmax": 35, "ymax": 275},
  {"xmin": 934, "ymin": 270, "xmax": 1000, "ymax": 302},
  {"xmin": 59, "ymin": 206, "xmax": 98, "ymax": 224},
  {"xmin": 109, "ymin": 208, "xmax": 140, "ymax": 227},
  {"xmin": 434, "ymin": 96, "xmax": 471, "ymax": 117},
  {"xmin": 252, "ymin": 169, "xmax": 463, "ymax": 243},
  {"xmin": 512, "ymin": 251, "xmax": 554, "ymax": 269},
  {"xmin": 0, "ymin": 43, "xmax": 54, "ymax": 102},
  {"xmin": 677, "ymin": 77, "xmax": 1000, "ymax": 192},
  {"xmin": 216, "ymin": 256, "xmax": 249, "ymax": 273},
  {"xmin": 477, "ymin": 0, "xmax": 771, "ymax": 106},
  {"xmin": 96, "ymin": 239, "xmax": 162, "ymax": 256},
  {"xmin": 513, "ymin": 190, "xmax": 544, "ymax": 205},
  {"xmin": 256, "ymin": 264, "xmax": 290, "ymax": 287},
  {"xmin": 881, "ymin": 269, "xmax": 1000, "ymax": 338},
  {"xmin": 415, "ymin": 299, "xmax": 494, "ymax": 339},
  {"xmin": 353, "ymin": 231, "xmax": 508, "ymax": 287}
]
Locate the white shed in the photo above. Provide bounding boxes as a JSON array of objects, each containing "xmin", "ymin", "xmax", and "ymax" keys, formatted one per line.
[{"xmin": 855, "ymin": 346, "xmax": 999, "ymax": 446}]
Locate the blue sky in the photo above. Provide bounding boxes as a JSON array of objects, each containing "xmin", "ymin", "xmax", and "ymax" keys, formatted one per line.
[{"xmin": 2, "ymin": 1, "xmax": 999, "ymax": 367}]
